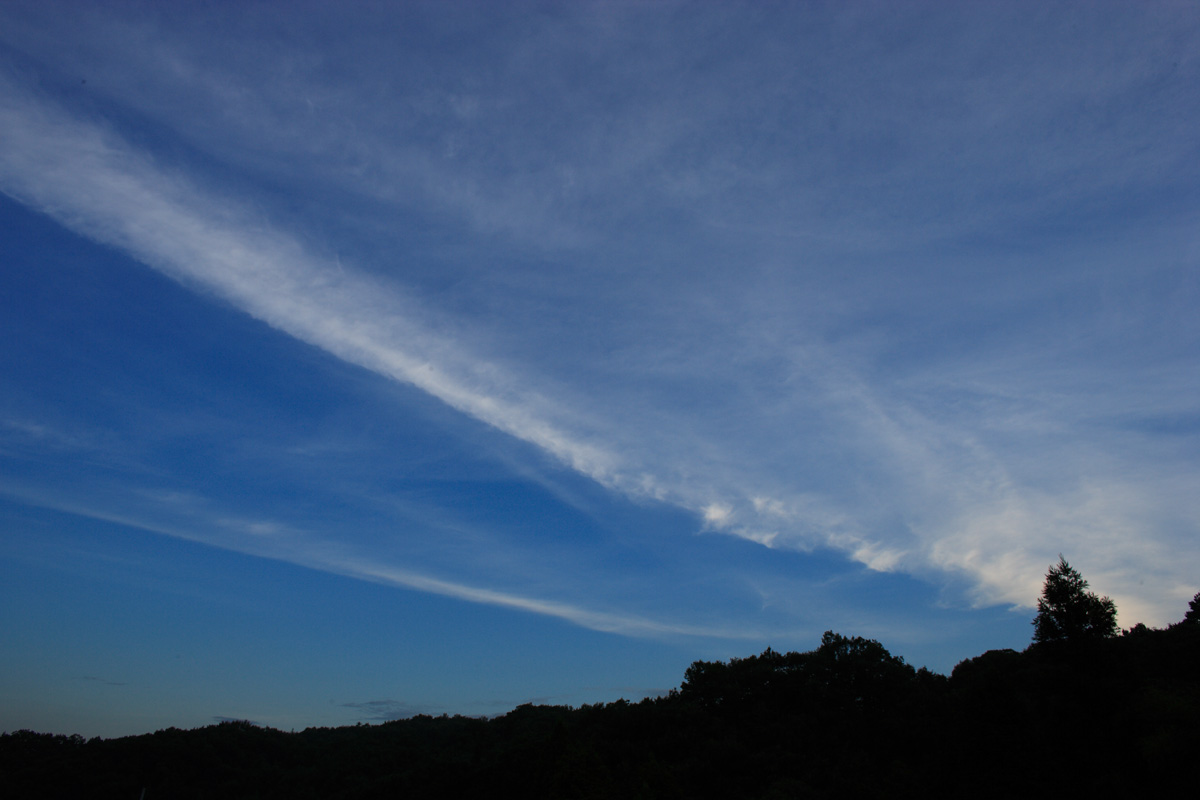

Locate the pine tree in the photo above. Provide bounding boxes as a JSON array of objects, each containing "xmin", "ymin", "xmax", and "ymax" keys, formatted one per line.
[
  {"xmin": 1183, "ymin": 591, "xmax": 1200, "ymax": 625},
  {"xmin": 1032, "ymin": 556, "xmax": 1117, "ymax": 643}
]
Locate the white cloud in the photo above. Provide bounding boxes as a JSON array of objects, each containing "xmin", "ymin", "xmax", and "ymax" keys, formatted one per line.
[
  {"xmin": 0, "ymin": 73, "xmax": 628, "ymax": 494},
  {"xmin": 0, "ymin": 480, "xmax": 767, "ymax": 641},
  {"xmin": 701, "ymin": 503, "xmax": 733, "ymax": 529},
  {"xmin": 1, "ymin": 73, "xmax": 870, "ymax": 583},
  {"xmin": 3, "ymin": 0, "xmax": 1199, "ymax": 634},
  {"xmin": 338, "ymin": 557, "xmax": 765, "ymax": 640}
]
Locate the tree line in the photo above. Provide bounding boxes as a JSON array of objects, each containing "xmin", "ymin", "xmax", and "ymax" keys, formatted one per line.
[{"xmin": 3, "ymin": 558, "xmax": 1198, "ymax": 798}]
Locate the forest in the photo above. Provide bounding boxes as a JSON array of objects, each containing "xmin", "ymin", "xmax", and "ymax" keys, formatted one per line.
[{"xmin": 4, "ymin": 560, "xmax": 1199, "ymax": 799}]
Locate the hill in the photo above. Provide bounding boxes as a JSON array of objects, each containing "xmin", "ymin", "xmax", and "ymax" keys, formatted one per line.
[{"xmin": 4, "ymin": 621, "xmax": 1199, "ymax": 799}]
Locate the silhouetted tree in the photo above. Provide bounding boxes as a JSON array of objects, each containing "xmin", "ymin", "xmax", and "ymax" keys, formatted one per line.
[
  {"xmin": 1032, "ymin": 556, "xmax": 1117, "ymax": 643},
  {"xmin": 9, "ymin": 607, "xmax": 1200, "ymax": 800},
  {"xmin": 1182, "ymin": 592, "xmax": 1200, "ymax": 625}
]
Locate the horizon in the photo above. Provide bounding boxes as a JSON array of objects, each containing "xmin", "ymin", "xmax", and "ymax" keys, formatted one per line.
[{"xmin": 3, "ymin": 1, "xmax": 1199, "ymax": 739}]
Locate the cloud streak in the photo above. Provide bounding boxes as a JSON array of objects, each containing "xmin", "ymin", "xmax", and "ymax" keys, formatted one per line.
[
  {"xmin": 0, "ymin": 479, "xmax": 768, "ymax": 642},
  {"xmin": 0, "ymin": 72, "xmax": 638, "ymax": 481},
  {"xmin": 2, "ymin": 1, "xmax": 1199, "ymax": 635},
  {"xmin": 0, "ymin": 70, "xmax": 884, "ymax": 603}
]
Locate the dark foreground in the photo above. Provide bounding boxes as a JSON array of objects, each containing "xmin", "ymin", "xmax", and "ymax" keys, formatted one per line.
[{"xmin": 5, "ymin": 624, "xmax": 1198, "ymax": 799}]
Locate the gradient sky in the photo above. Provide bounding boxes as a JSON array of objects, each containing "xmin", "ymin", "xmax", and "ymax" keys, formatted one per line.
[{"xmin": 2, "ymin": 1, "xmax": 1199, "ymax": 738}]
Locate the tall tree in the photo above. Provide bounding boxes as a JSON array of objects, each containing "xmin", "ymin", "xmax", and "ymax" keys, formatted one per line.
[
  {"xmin": 1183, "ymin": 591, "xmax": 1200, "ymax": 625},
  {"xmin": 1032, "ymin": 556, "xmax": 1117, "ymax": 643}
]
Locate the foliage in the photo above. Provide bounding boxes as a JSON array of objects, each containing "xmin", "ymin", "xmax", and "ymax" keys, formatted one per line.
[
  {"xmin": 1031, "ymin": 555, "xmax": 1118, "ymax": 644},
  {"xmin": 1184, "ymin": 591, "xmax": 1200, "ymax": 625}
]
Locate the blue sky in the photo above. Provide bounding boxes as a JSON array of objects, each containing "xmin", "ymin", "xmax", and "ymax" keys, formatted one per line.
[{"xmin": 2, "ymin": 1, "xmax": 1198, "ymax": 737}]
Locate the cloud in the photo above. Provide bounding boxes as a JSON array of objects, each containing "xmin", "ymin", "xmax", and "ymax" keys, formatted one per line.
[
  {"xmin": 0, "ymin": 479, "xmax": 773, "ymax": 641},
  {"xmin": 79, "ymin": 676, "xmax": 127, "ymax": 687},
  {"xmin": 701, "ymin": 503, "xmax": 732, "ymax": 530},
  {"xmin": 2, "ymin": 1, "xmax": 1199, "ymax": 634},
  {"xmin": 333, "ymin": 555, "xmax": 766, "ymax": 640},
  {"xmin": 0, "ymin": 71, "xmax": 629, "ymax": 492},
  {"xmin": 340, "ymin": 700, "xmax": 438, "ymax": 722},
  {"xmin": 1, "ymin": 69, "xmax": 876, "ymax": 622}
]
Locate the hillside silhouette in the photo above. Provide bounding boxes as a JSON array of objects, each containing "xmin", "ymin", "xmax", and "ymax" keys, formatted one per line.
[{"xmin": 5, "ymin": 570, "xmax": 1199, "ymax": 799}]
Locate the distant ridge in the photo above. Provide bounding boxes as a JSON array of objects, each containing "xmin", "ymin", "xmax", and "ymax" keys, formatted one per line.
[{"xmin": 5, "ymin": 620, "xmax": 1198, "ymax": 799}]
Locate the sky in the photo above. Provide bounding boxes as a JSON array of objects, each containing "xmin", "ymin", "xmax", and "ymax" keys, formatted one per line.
[{"xmin": 2, "ymin": 0, "xmax": 1198, "ymax": 738}]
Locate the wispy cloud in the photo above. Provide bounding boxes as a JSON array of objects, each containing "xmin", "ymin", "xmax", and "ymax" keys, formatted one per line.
[
  {"xmin": 334, "ymin": 556, "xmax": 767, "ymax": 640},
  {"xmin": 79, "ymin": 676, "xmax": 127, "ymax": 687},
  {"xmin": 0, "ymin": 72, "xmax": 628, "ymax": 490},
  {"xmin": 2, "ymin": 0, "xmax": 1199, "ymax": 634},
  {"xmin": 340, "ymin": 700, "xmax": 439, "ymax": 722},
  {"xmin": 0, "ymin": 479, "xmax": 770, "ymax": 641},
  {"xmin": 1, "ymin": 71, "xmax": 877, "ymax": 625}
]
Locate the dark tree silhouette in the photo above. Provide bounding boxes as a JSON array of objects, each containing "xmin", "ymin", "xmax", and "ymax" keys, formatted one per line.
[
  {"xmin": 1032, "ymin": 555, "xmax": 1117, "ymax": 643},
  {"xmin": 1183, "ymin": 591, "xmax": 1200, "ymax": 625}
]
